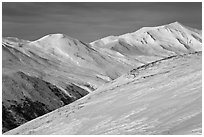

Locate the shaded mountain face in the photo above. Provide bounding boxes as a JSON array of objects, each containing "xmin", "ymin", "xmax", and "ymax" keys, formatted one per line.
[
  {"xmin": 2, "ymin": 22, "xmax": 202, "ymax": 134},
  {"xmin": 3, "ymin": 34, "xmax": 141, "ymax": 88},
  {"xmin": 2, "ymin": 33, "xmax": 141, "ymax": 132},
  {"xmin": 2, "ymin": 71, "xmax": 89, "ymax": 132},
  {"xmin": 5, "ymin": 52, "xmax": 202, "ymax": 135}
]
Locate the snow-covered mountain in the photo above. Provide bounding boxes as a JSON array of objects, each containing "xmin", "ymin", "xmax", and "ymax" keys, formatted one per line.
[
  {"xmin": 2, "ymin": 22, "xmax": 202, "ymax": 134},
  {"xmin": 5, "ymin": 52, "xmax": 202, "ymax": 135},
  {"xmin": 91, "ymin": 22, "xmax": 201, "ymax": 61},
  {"xmin": 2, "ymin": 33, "xmax": 140, "ymax": 132},
  {"xmin": 3, "ymin": 35, "xmax": 130, "ymax": 93}
]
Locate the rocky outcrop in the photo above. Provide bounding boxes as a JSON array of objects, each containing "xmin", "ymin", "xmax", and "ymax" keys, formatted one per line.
[{"xmin": 2, "ymin": 71, "xmax": 89, "ymax": 133}]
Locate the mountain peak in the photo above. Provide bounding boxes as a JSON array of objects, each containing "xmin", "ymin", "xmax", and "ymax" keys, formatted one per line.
[
  {"xmin": 133, "ymin": 21, "xmax": 183, "ymax": 33},
  {"xmin": 30, "ymin": 33, "xmax": 81, "ymax": 50},
  {"xmin": 91, "ymin": 22, "xmax": 202, "ymax": 56},
  {"xmin": 166, "ymin": 21, "xmax": 183, "ymax": 28},
  {"xmin": 33, "ymin": 33, "xmax": 74, "ymax": 42},
  {"xmin": 170, "ymin": 21, "xmax": 181, "ymax": 25}
]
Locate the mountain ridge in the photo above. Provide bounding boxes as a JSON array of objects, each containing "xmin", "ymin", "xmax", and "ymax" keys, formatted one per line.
[
  {"xmin": 5, "ymin": 52, "xmax": 202, "ymax": 135},
  {"xmin": 91, "ymin": 21, "xmax": 201, "ymax": 58},
  {"xmin": 2, "ymin": 22, "xmax": 202, "ymax": 133}
]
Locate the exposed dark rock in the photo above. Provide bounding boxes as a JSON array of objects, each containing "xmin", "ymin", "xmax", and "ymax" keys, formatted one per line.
[{"xmin": 2, "ymin": 71, "xmax": 89, "ymax": 133}]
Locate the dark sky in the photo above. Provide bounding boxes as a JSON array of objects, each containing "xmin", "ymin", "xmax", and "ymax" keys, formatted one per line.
[{"xmin": 2, "ymin": 2, "xmax": 202, "ymax": 43}]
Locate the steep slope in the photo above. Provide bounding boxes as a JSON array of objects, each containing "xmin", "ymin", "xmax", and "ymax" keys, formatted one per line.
[
  {"xmin": 3, "ymin": 34, "xmax": 141, "ymax": 88},
  {"xmin": 2, "ymin": 40, "xmax": 90, "ymax": 132},
  {"xmin": 2, "ymin": 33, "xmax": 141, "ymax": 132},
  {"xmin": 91, "ymin": 22, "xmax": 202, "ymax": 63},
  {"xmin": 2, "ymin": 22, "xmax": 202, "ymax": 134},
  {"xmin": 2, "ymin": 71, "xmax": 88, "ymax": 133},
  {"xmin": 5, "ymin": 52, "xmax": 202, "ymax": 135}
]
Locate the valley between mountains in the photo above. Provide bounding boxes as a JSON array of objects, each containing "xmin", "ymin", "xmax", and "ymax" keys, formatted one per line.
[{"xmin": 2, "ymin": 22, "xmax": 202, "ymax": 134}]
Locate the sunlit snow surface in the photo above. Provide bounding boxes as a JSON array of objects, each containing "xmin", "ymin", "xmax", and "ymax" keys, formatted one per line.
[
  {"xmin": 91, "ymin": 22, "xmax": 202, "ymax": 57},
  {"xmin": 5, "ymin": 52, "xmax": 202, "ymax": 135}
]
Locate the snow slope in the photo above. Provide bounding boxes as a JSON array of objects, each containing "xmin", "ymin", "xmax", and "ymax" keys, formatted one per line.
[
  {"xmin": 2, "ymin": 37, "xmax": 90, "ymax": 132},
  {"xmin": 5, "ymin": 52, "xmax": 202, "ymax": 135},
  {"xmin": 2, "ymin": 22, "xmax": 202, "ymax": 134},
  {"xmin": 2, "ymin": 33, "xmax": 141, "ymax": 132},
  {"xmin": 3, "ymin": 34, "xmax": 141, "ymax": 89}
]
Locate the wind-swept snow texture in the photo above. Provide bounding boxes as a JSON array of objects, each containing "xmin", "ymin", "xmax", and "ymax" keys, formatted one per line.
[
  {"xmin": 2, "ymin": 22, "xmax": 202, "ymax": 134},
  {"xmin": 2, "ymin": 33, "xmax": 140, "ymax": 132},
  {"xmin": 5, "ymin": 52, "xmax": 202, "ymax": 135}
]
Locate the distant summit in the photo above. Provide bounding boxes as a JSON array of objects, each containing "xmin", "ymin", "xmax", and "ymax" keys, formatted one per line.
[
  {"xmin": 2, "ymin": 22, "xmax": 202, "ymax": 133},
  {"xmin": 91, "ymin": 22, "xmax": 202, "ymax": 57}
]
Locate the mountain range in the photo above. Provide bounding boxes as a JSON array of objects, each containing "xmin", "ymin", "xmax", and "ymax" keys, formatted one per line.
[{"xmin": 2, "ymin": 22, "xmax": 202, "ymax": 134}]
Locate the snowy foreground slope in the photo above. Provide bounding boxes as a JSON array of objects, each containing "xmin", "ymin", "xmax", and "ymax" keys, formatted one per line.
[
  {"xmin": 5, "ymin": 52, "xmax": 202, "ymax": 135},
  {"xmin": 2, "ymin": 22, "xmax": 202, "ymax": 133},
  {"xmin": 2, "ymin": 33, "xmax": 139, "ymax": 132}
]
